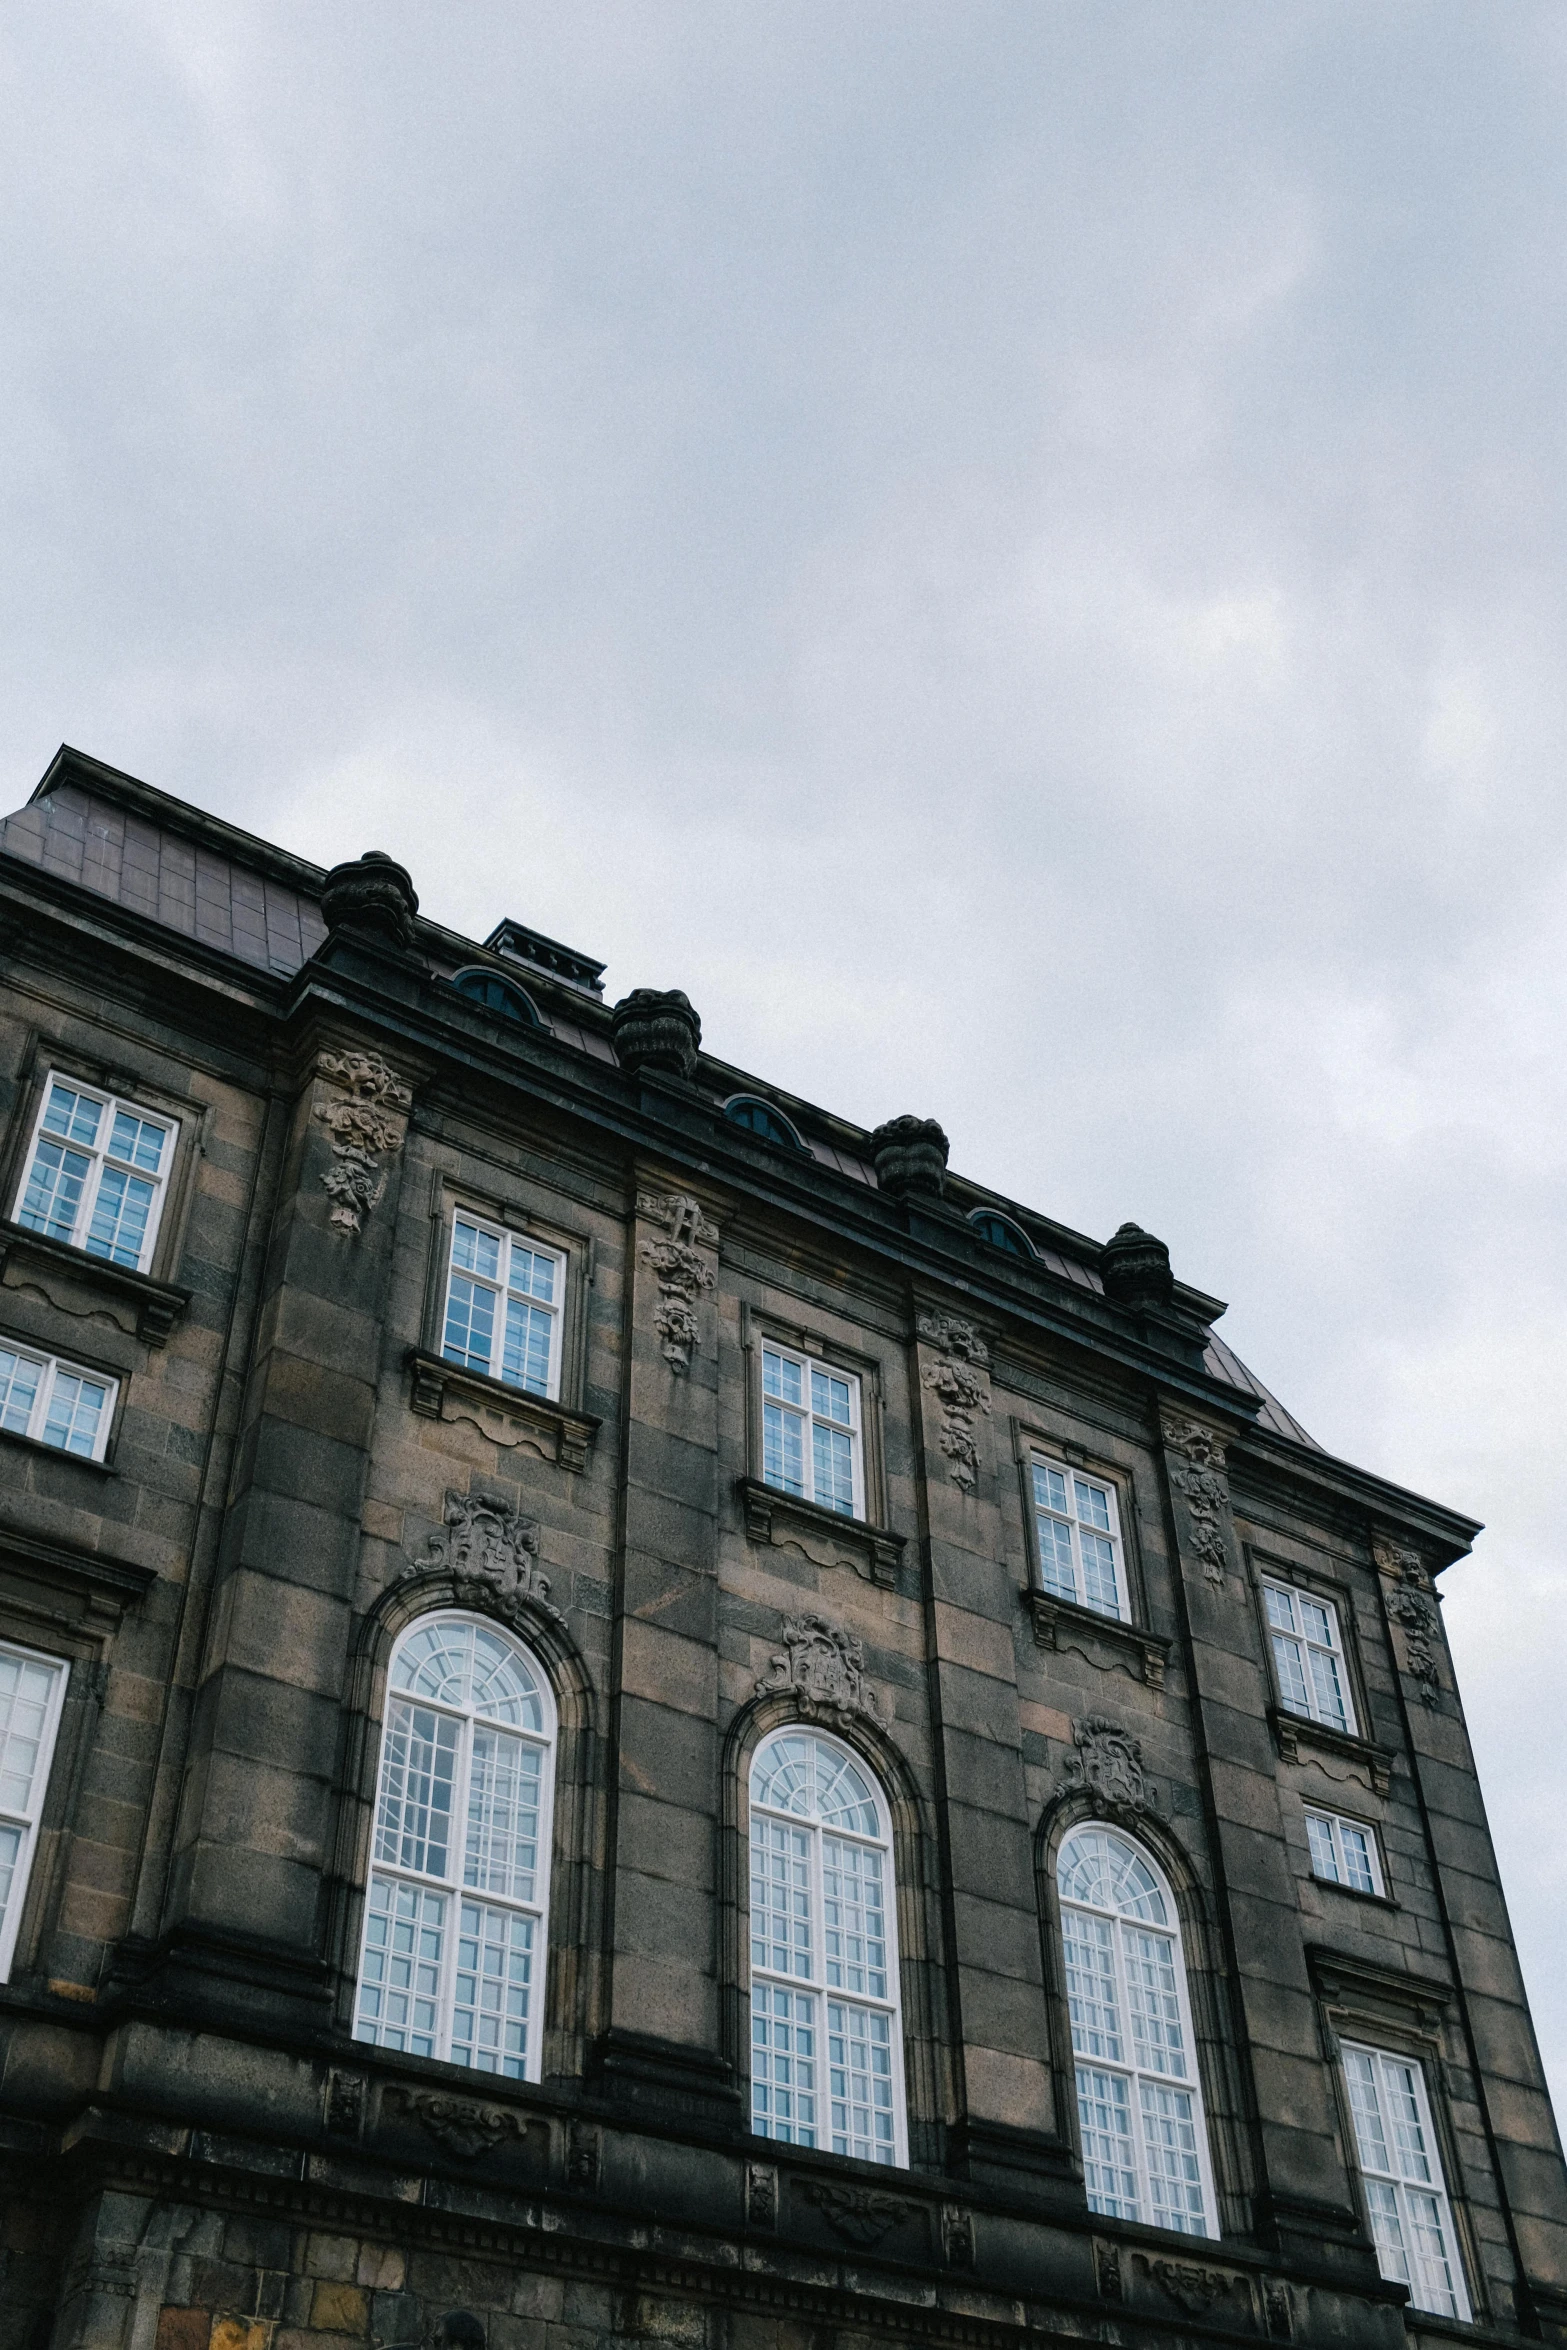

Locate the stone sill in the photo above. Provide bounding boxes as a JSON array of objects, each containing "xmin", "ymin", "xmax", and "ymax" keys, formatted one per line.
[
  {"xmin": 405, "ymin": 1348, "xmax": 600, "ymax": 1473},
  {"xmin": 1271, "ymin": 1706, "xmax": 1394, "ymax": 1796},
  {"xmin": 0, "ymin": 1424, "xmax": 113, "ymax": 1476},
  {"xmin": 737, "ymin": 1477, "xmax": 906, "ymax": 1588},
  {"xmin": 0, "ymin": 1219, "xmax": 190, "ymax": 1346},
  {"xmin": 1020, "ymin": 1587, "xmax": 1171, "ymax": 1689}
]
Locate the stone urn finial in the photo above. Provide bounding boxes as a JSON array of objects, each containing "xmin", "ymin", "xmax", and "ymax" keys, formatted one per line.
[
  {"xmin": 610, "ymin": 988, "xmax": 702, "ymax": 1080},
  {"xmin": 320, "ymin": 849, "xmax": 420, "ymax": 951},
  {"xmin": 869, "ymin": 1115, "xmax": 949, "ymax": 1200},
  {"xmin": 1100, "ymin": 1222, "xmax": 1174, "ymax": 1311}
]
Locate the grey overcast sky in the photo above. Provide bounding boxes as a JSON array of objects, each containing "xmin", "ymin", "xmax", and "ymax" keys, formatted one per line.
[{"xmin": 3, "ymin": 3, "xmax": 1565, "ymax": 2107}]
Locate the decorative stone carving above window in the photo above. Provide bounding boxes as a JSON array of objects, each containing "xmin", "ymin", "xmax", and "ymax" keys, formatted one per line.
[
  {"xmin": 405, "ymin": 1348, "xmax": 599, "ymax": 1473},
  {"xmin": 405, "ymin": 1488, "xmax": 563, "ymax": 1628},
  {"xmin": 314, "ymin": 1048, "xmax": 412, "ymax": 1235},
  {"xmin": 636, "ymin": 1189, "xmax": 718, "ymax": 1374},
  {"xmin": 917, "ymin": 1309, "xmax": 992, "ymax": 1491},
  {"xmin": 1020, "ymin": 1587, "xmax": 1170, "ymax": 1689},
  {"xmin": 1160, "ymin": 1412, "xmax": 1232, "ymax": 1586},
  {"xmin": 738, "ymin": 1478, "xmax": 905, "ymax": 1588},
  {"xmin": 1060, "ymin": 1714, "xmax": 1158, "ymax": 1813},
  {"xmin": 1374, "ymin": 1538, "xmax": 1445, "ymax": 1709},
  {"xmin": 754, "ymin": 1611, "xmax": 888, "ymax": 1730}
]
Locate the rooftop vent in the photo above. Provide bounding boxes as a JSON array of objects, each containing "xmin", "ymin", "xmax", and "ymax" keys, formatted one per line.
[{"xmin": 484, "ymin": 917, "xmax": 606, "ymax": 998}]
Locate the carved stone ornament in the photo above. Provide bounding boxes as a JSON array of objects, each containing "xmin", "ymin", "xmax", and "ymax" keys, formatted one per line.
[
  {"xmin": 412, "ymin": 1489, "xmax": 563, "ymax": 1627},
  {"xmin": 1263, "ymin": 2276, "xmax": 1294, "ymax": 2340},
  {"xmin": 637, "ymin": 1190, "xmax": 718, "ymax": 1374},
  {"xmin": 917, "ymin": 1309, "xmax": 992, "ymax": 1491},
  {"xmin": 797, "ymin": 2176, "xmax": 912, "ymax": 2245},
  {"xmin": 395, "ymin": 2087, "xmax": 524, "ymax": 2159},
  {"xmin": 755, "ymin": 1612, "xmax": 888, "ymax": 1731},
  {"xmin": 611, "ymin": 988, "xmax": 702, "ymax": 1080},
  {"xmin": 1100, "ymin": 1221, "xmax": 1175, "ymax": 1312},
  {"xmin": 320, "ymin": 848, "xmax": 420, "ymax": 950},
  {"xmin": 566, "ymin": 2121, "xmax": 601, "ymax": 2190},
  {"xmin": 323, "ymin": 2070, "xmax": 365, "ymax": 2141},
  {"xmin": 313, "ymin": 1049, "xmax": 413, "ymax": 1234},
  {"xmin": 1161, "ymin": 1413, "xmax": 1231, "ymax": 1586},
  {"xmin": 746, "ymin": 2161, "xmax": 778, "ymax": 2229},
  {"xmin": 869, "ymin": 1114, "xmax": 949, "ymax": 1201},
  {"xmin": 1374, "ymin": 1539, "xmax": 1444, "ymax": 1708},
  {"xmin": 1094, "ymin": 2238, "xmax": 1123, "ymax": 2301},
  {"xmin": 1139, "ymin": 2257, "xmax": 1233, "ymax": 2317},
  {"xmin": 941, "ymin": 2204, "xmax": 976, "ymax": 2270},
  {"xmin": 1063, "ymin": 1715, "xmax": 1156, "ymax": 1813}
]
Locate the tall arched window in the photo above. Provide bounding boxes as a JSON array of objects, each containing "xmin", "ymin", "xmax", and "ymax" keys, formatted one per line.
[
  {"xmin": 1057, "ymin": 1824, "xmax": 1218, "ymax": 2236},
  {"xmin": 748, "ymin": 1729, "xmax": 907, "ymax": 2165},
  {"xmin": 355, "ymin": 1615, "xmax": 556, "ymax": 2082}
]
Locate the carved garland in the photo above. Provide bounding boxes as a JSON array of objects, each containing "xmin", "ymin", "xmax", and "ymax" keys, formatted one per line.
[
  {"xmin": 1161, "ymin": 1414, "xmax": 1231, "ymax": 1586},
  {"xmin": 404, "ymin": 1489, "xmax": 564, "ymax": 1629},
  {"xmin": 1373, "ymin": 1539, "xmax": 1444, "ymax": 1709},
  {"xmin": 314, "ymin": 1049, "xmax": 412, "ymax": 1235},
  {"xmin": 917, "ymin": 1310, "xmax": 991, "ymax": 1491},
  {"xmin": 637, "ymin": 1190, "xmax": 718, "ymax": 1374},
  {"xmin": 755, "ymin": 1612, "xmax": 888, "ymax": 1730}
]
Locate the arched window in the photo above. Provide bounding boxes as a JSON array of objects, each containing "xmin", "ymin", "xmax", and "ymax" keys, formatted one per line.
[
  {"xmin": 969, "ymin": 1209, "xmax": 1031, "ymax": 1257},
  {"xmin": 724, "ymin": 1096, "xmax": 805, "ymax": 1152},
  {"xmin": 1057, "ymin": 1824, "xmax": 1217, "ymax": 2236},
  {"xmin": 748, "ymin": 1729, "xmax": 906, "ymax": 2165},
  {"xmin": 452, "ymin": 968, "xmax": 539, "ymax": 1025},
  {"xmin": 354, "ymin": 1614, "xmax": 556, "ymax": 2082}
]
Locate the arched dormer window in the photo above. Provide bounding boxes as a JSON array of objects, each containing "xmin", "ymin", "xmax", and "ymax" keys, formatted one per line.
[
  {"xmin": 354, "ymin": 1614, "xmax": 556, "ymax": 2081},
  {"xmin": 452, "ymin": 968, "xmax": 539, "ymax": 1025},
  {"xmin": 748, "ymin": 1729, "xmax": 907, "ymax": 2165},
  {"xmin": 1057, "ymin": 1824, "xmax": 1217, "ymax": 2236},
  {"xmin": 724, "ymin": 1096, "xmax": 805, "ymax": 1153},
  {"xmin": 970, "ymin": 1209, "xmax": 1031, "ymax": 1257}
]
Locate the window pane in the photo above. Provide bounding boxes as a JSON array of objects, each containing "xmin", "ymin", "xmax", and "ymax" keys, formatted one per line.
[
  {"xmin": 812, "ymin": 1420, "xmax": 854, "ymax": 1516},
  {"xmin": 0, "ymin": 1652, "xmax": 58, "ymax": 1815},
  {"xmin": 1264, "ymin": 1585, "xmax": 1298, "ymax": 1635},
  {"xmin": 450, "ymin": 1898, "xmax": 535, "ymax": 2077},
  {"xmin": 41, "ymin": 1083, "xmax": 101, "ymax": 1147},
  {"xmin": 827, "ymin": 2000, "xmax": 896, "ymax": 2163},
  {"xmin": 511, "ymin": 1244, "xmax": 556, "ymax": 1303},
  {"xmin": 1037, "ymin": 1512, "xmax": 1077, "ymax": 1603},
  {"xmin": 1308, "ymin": 1644, "xmax": 1350, "ymax": 1732},
  {"xmin": 1034, "ymin": 1462, "xmax": 1068, "ymax": 1515},
  {"xmin": 1076, "ymin": 2066, "xmax": 1139, "ymax": 2219},
  {"xmin": 810, "ymin": 1367, "xmax": 852, "ymax": 1425},
  {"xmin": 464, "ymin": 1728, "xmax": 542, "ymax": 1902},
  {"xmin": 751, "ymin": 1983, "xmax": 817, "ymax": 2144},
  {"xmin": 1140, "ymin": 2080, "xmax": 1210, "ymax": 2235},
  {"xmin": 0, "ymin": 1350, "xmax": 42, "ymax": 1435},
  {"xmin": 762, "ymin": 1399, "xmax": 805, "ymax": 1496},
  {"xmin": 107, "ymin": 1107, "xmax": 168, "ymax": 1174},
  {"xmin": 750, "ymin": 1817, "xmax": 812, "ymax": 1979},
  {"xmin": 1271, "ymin": 1630, "xmax": 1311, "ymax": 1715},
  {"xmin": 1124, "ymin": 1926, "xmax": 1187, "ymax": 2078},
  {"xmin": 85, "ymin": 1166, "xmax": 156, "ymax": 1266},
  {"xmin": 443, "ymin": 1272, "xmax": 497, "ymax": 1373},
  {"xmin": 1364, "ymin": 2177, "xmax": 1412, "ymax": 2286},
  {"xmin": 1408, "ymin": 2188, "xmax": 1463, "ymax": 2317},
  {"xmin": 392, "ymin": 1619, "xmax": 543, "ymax": 1729},
  {"xmin": 1345, "ymin": 2048, "xmax": 1392, "ymax": 2174},
  {"xmin": 1341, "ymin": 1824, "xmax": 1376, "ymax": 1894},
  {"xmin": 502, "ymin": 1295, "xmax": 553, "ymax": 1394},
  {"xmin": 762, "ymin": 1346, "xmax": 802, "ymax": 1405},
  {"xmin": 0, "ymin": 1822, "xmax": 21, "ymax": 1943},
  {"xmin": 1062, "ymin": 1906, "xmax": 1122, "ymax": 2061},
  {"xmin": 451, "ymin": 1218, "xmax": 501, "ymax": 1279},
  {"xmin": 1306, "ymin": 1814, "xmax": 1340, "ymax": 1881},
  {"xmin": 1079, "ymin": 1529, "xmax": 1121, "ymax": 1616},
  {"xmin": 1384, "ymin": 2059, "xmax": 1434, "ymax": 2184},
  {"xmin": 19, "ymin": 1139, "xmax": 91, "ymax": 1242},
  {"xmin": 354, "ymin": 1875, "xmax": 444, "ymax": 2055},
  {"xmin": 373, "ymin": 1700, "xmax": 458, "ymax": 1878},
  {"xmin": 809, "ymin": 1741, "xmax": 880, "ymax": 1835},
  {"xmin": 1299, "ymin": 1596, "xmax": 1335, "ymax": 1648},
  {"xmin": 822, "ymin": 1835, "xmax": 886, "ymax": 1997},
  {"xmin": 1075, "ymin": 1478, "xmax": 1111, "ymax": 1533},
  {"xmin": 40, "ymin": 1371, "xmax": 109, "ymax": 1457}
]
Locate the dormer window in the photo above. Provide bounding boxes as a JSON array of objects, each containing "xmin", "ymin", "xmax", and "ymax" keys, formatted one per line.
[
  {"xmin": 969, "ymin": 1210, "xmax": 1030, "ymax": 1257},
  {"xmin": 724, "ymin": 1097, "xmax": 805, "ymax": 1152},
  {"xmin": 452, "ymin": 970, "xmax": 538, "ymax": 1025}
]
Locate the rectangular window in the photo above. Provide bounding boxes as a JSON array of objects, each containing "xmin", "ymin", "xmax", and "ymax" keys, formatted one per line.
[
  {"xmin": 0, "ymin": 1343, "xmax": 115, "ymax": 1461},
  {"xmin": 441, "ymin": 1213, "xmax": 565, "ymax": 1399},
  {"xmin": 1264, "ymin": 1580, "xmax": 1356, "ymax": 1734},
  {"xmin": 13, "ymin": 1074, "xmax": 176, "ymax": 1274},
  {"xmin": 0, "ymin": 1640, "xmax": 69, "ymax": 1981},
  {"xmin": 1306, "ymin": 1808, "xmax": 1384, "ymax": 1897},
  {"xmin": 1032, "ymin": 1458, "xmax": 1128, "ymax": 1621},
  {"xmin": 1343, "ymin": 2043, "xmax": 1470, "ymax": 2319},
  {"xmin": 761, "ymin": 1342, "xmax": 862, "ymax": 1519}
]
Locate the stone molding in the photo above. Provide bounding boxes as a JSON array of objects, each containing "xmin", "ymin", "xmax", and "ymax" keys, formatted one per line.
[
  {"xmin": 738, "ymin": 1477, "xmax": 905, "ymax": 1589},
  {"xmin": 916, "ymin": 1309, "xmax": 991, "ymax": 1491},
  {"xmin": 313, "ymin": 1048, "xmax": 412, "ymax": 1235},
  {"xmin": 0, "ymin": 1218, "xmax": 191, "ymax": 1346},
  {"xmin": 406, "ymin": 1489, "xmax": 564, "ymax": 1629},
  {"xmin": 0, "ymin": 1522, "xmax": 156, "ymax": 1629},
  {"xmin": 636, "ymin": 1189, "xmax": 718, "ymax": 1375},
  {"xmin": 1160, "ymin": 1412, "xmax": 1232, "ymax": 1586},
  {"xmin": 1269, "ymin": 1705, "xmax": 1393, "ymax": 1796},
  {"xmin": 1019, "ymin": 1586, "xmax": 1169, "ymax": 1689},
  {"xmin": 406, "ymin": 1348, "xmax": 599, "ymax": 1473},
  {"xmin": 754, "ymin": 1611, "xmax": 889, "ymax": 1731}
]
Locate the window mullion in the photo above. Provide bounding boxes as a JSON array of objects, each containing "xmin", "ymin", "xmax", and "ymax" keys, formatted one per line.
[
  {"xmin": 1111, "ymin": 1913, "xmax": 1147, "ymax": 2222},
  {"xmin": 442, "ymin": 1712, "xmax": 476, "ymax": 2064},
  {"xmin": 27, "ymin": 1362, "xmax": 52, "ymax": 1445}
]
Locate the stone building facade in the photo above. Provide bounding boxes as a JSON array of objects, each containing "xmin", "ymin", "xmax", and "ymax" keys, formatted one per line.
[{"xmin": 0, "ymin": 742, "xmax": 1562, "ymax": 2350}]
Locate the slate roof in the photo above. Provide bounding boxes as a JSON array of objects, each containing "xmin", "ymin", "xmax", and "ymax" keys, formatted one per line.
[{"xmin": 0, "ymin": 747, "xmax": 1321, "ymax": 1453}]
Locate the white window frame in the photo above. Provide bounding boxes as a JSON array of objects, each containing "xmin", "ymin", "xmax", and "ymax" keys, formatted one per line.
[
  {"xmin": 0, "ymin": 1638, "xmax": 69, "ymax": 1982},
  {"xmin": 440, "ymin": 1209, "xmax": 566, "ymax": 1401},
  {"xmin": 353, "ymin": 1612, "xmax": 558, "ymax": 2083},
  {"xmin": 1057, "ymin": 1823, "xmax": 1220, "ymax": 2238},
  {"xmin": 1342, "ymin": 2041, "xmax": 1471, "ymax": 2319},
  {"xmin": 12, "ymin": 1071, "xmax": 177, "ymax": 1275},
  {"xmin": 1263, "ymin": 1579, "xmax": 1358, "ymax": 1736},
  {"xmin": 0, "ymin": 1340, "xmax": 117, "ymax": 1462},
  {"xmin": 759, "ymin": 1341, "xmax": 864, "ymax": 1521},
  {"xmin": 1305, "ymin": 1807, "xmax": 1385, "ymax": 1898},
  {"xmin": 1031, "ymin": 1455, "xmax": 1130, "ymax": 1623},
  {"xmin": 748, "ymin": 1727, "xmax": 908, "ymax": 2166}
]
